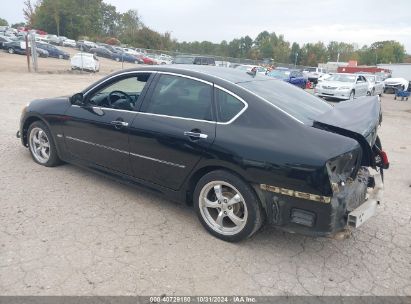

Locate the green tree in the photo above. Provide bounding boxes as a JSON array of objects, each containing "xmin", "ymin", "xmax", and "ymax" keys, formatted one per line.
[
  {"xmin": 289, "ymin": 42, "xmax": 301, "ymax": 65},
  {"xmin": 11, "ymin": 22, "xmax": 26, "ymax": 28},
  {"xmin": 0, "ymin": 18, "xmax": 8, "ymax": 26}
]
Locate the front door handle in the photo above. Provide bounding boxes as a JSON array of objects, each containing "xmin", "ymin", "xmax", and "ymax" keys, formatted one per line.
[
  {"xmin": 184, "ymin": 131, "xmax": 208, "ymax": 139},
  {"xmin": 111, "ymin": 120, "xmax": 129, "ymax": 128}
]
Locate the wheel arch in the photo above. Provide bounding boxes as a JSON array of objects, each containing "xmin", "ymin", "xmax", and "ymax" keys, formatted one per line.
[
  {"xmin": 22, "ymin": 115, "xmax": 45, "ymax": 146},
  {"xmin": 22, "ymin": 114, "xmax": 65, "ymax": 161},
  {"xmin": 184, "ymin": 164, "xmax": 263, "ymax": 208}
]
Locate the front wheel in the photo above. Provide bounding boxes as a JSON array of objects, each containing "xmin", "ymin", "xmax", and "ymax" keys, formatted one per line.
[
  {"xmin": 194, "ymin": 170, "xmax": 264, "ymax": 242},
  {"xmin": 8, "ymin": 48, "xmax": 14, "ymax": 54},
  {"xmin": 28, "ymin": 121, "xmax": 62, "ymax": 167}
]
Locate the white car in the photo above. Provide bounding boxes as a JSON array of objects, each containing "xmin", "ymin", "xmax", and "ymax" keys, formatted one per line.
[
  {"xmin": 235, "ymin": 65, "xmax": 267, "ymax": 75},
  {"xmin": 62, "ymin": 39, "xmax": 76, "ymax": 47},
  {"xmin": 154, "ymin": 54, "xmax": 173, "ymax": 65},
  {"xmin": 362, "ymin": 74, "xmax": 385, "ymax": 96},
  {"xmin": 303, "ymin": 67, "xmax": 326, "ymax": 84},
  {"xmin": 314, "ymin": 73, "xmax": 369, "ymax": 100},
  {"xmin": 123, "ymin": 48, "xmax": 139, "ymax": 56},
  {"xmin": 384, "ymin": 77, "xmax": 409, "ymax": 93},
  {"xmin": 70, "ymin": 53, "xmax": 100, "ymax": 72}
]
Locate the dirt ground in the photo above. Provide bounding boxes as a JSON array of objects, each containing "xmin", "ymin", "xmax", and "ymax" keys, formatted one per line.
[{"xmin": 0, "ymin": 50, "xmax": 411, "ymax": 296}]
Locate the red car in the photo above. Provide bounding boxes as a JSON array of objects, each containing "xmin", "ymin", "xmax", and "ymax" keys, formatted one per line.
[{"xmin": 141, "ymin": 55, "xmax": 157, "ymax": 65}]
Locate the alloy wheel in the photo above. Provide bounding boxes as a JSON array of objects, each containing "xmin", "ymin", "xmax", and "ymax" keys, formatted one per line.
[
  {"xmin": 29, "ymin": 127, "xmax": 51, "ymax": 164},
  {"xmin": 199, "ymin": 181, "xmax": 248, "ymax": 236}
]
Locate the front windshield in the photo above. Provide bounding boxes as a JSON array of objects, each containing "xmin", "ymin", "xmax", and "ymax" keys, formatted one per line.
[
  {"xmin": 268, "ymin": 69, "xmax": 290, "ymax": 80},
  {"xmin": 327, "ymin": 74, "xmax": 356, "ymax": 82},
  {"xmin": 238, "ymin": 79, "xmax": 332, "ymax": 124},
  {"xmin": 174, "ymin": 56, "xmax": 195, "ymax": 64}
]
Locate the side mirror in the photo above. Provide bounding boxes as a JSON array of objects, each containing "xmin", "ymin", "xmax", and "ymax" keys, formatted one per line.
[{"xmin": 70, "ymin": 92, "xmax": 84, "ymax": 105}]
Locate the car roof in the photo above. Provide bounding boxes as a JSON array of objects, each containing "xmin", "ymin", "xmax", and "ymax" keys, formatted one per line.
[{"xmin": 114, "ymin": 65, "xmax": 271, "ymax": 84}]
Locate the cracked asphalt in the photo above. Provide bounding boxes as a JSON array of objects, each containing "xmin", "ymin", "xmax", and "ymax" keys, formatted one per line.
[{"xmin": 0, "ymin": 71, "xmax": 410, "ymax": 296}]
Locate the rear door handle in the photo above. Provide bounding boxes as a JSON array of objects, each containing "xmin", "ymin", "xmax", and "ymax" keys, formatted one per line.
[
  {"xmin": 184, "ymin": 131, "xmax": 208, "ymax": 139},
  {"xmin": 111, "ymin": 120, "xmax": 129, "ymax": 127}
]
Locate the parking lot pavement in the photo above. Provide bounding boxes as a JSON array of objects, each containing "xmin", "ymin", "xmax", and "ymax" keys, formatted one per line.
[{"xmin": 0, "ymin": 71, "xmax": 410, "ymax": 296}]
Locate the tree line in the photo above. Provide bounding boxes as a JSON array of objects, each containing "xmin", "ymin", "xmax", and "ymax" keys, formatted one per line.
[{"xmin": 5, "ymin": 0, "xmax": 408, "ymax": 65}]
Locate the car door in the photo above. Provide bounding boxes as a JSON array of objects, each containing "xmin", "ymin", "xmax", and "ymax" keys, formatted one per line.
[
  {"xmin": 356, "ymin": 75, "xmax": 368, "ymax": 96},
  {"xmin": 128, "ymin": 73, "xmax": 216, "ymax": 190},
  {"xmin": 63, "ymin": 72, "xmax": 154, "ymax": 175}
]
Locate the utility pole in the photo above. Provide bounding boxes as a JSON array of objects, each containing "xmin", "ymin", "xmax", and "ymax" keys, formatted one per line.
[
  {"xmin": 29, "ymin": 31, "xmax": 38, "ymax": 72},
  {"xmin": 294, "ymin": 52, "xmax": 298, "ymax": 67},
  {"xmin": 337, "ymin": 52, "xmax": 340, "ymax": 63},
  {"xmin": 25, "ymin": 34, "xmax": 31, "ymax": 72}
]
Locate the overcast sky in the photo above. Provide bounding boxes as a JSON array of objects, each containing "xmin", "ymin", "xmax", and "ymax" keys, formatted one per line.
[{"xmin": 3, "ymin": 0, "xmax": 411, "ymax": 53}]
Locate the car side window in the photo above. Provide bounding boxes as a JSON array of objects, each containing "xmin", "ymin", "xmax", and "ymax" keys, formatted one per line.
[
  {"xmin": 88, "ymin": 73, "xmax": 152, "ymax": 111},
  {"xmin": 144, "ymin": 74, "xmax": 213, "ymax": 121},
  {"xmin": 215, "ymin": 88, "xmax": 245, "ymax": 123}
]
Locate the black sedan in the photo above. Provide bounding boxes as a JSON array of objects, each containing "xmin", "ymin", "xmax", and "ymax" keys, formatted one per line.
[
  {"xmin": 17, "ymin": 66, "xmax": 389, "ymax": 242},
  {"xmin": 4, "ymin": 41, "xmax": 27, "ymax": 55},
  {"xmin": 89, "ymin": 47, "xmax": 114, "ymax": 59}
]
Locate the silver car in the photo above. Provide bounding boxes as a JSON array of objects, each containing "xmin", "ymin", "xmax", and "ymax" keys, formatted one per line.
[
  {"xmin": 314, "ymin": 73, "xmax": 369, "ymax": 101},
  {"xmin": 363, "ymin": 75, "xmax": 385, "ymax": 96}
]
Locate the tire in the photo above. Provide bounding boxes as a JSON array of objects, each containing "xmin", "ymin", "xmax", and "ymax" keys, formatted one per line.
[
  {"xmin": 193, "ymin": 170, "xmax": 264, "ymax": 242},
  {"xmin": 349, "ymin": 90, "xmax": 355, "ymax": 101},
  {"xmin": 27, "ymin": 121, "xmax": 62, "ymax": 167},
  {"xmin": 115, "ymin": 57, "xmax": 120, "ymax": 62},
  {"xmin": 58, "ymin": 54, "xmax": 63, "ymax": 59},
  {"xmin": 371, "ymin": 88, "xmax": 375, "ymax": 96},
  {"xmin": 8, "ymin": 48, "xmax": 14, "ymax": 54},
  {"xmin": 134, "ymin": 60, "xmax": 138, "ymax": 64}
]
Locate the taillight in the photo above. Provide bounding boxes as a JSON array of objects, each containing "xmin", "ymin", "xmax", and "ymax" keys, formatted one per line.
[{"xmin": 375, "ymin": 150, "xmax": 389, "ymax": 169}]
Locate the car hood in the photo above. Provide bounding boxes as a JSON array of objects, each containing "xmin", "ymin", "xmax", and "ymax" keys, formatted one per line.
[
  {"xmin": 313, "ymin": 96, "xmax": 381, "ymax": 166},
  {"xmin": 384, "ymin": 77, "xmax": 408, "ymax": 85},
  {"xmin": 319, "ymin": 81, "xmax": 353, "ymax": 88}
]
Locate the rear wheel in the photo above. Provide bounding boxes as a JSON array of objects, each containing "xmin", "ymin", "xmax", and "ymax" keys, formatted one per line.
[
  {"xmin": 28, "ymin": 121, "xmax": 62, "ymax": 167},
  {"xmin": 194, "ymin": 170, "xmax": 264, "ymax": 242},
  {"xmin": 58, "ymin": 54, "xmax": 63, "ymax": 59},
  {"xmin": 8, "ymin": 48, "xmax": 14, "ymax": 54}
]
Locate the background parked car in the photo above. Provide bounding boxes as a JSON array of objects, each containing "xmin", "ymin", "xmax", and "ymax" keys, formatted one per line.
[
  {"xmin": 173, "ymin": 55, "xmax": 215, "ymax": 65},
  {"xmin": 70, "ymin": 53, "xmax": 100, "ymax": 72},
  {"xmin": 35, "ymin": 47, "xmax": 49, "ymax": 58},
  {"xmin": 112, "ymin": 52, "xmax": 141, "ymax": 64},
  {"xmin": 89, "ymin": 47, "xmax": 115, "ymax": 59},
  {"xmin": 361, "ymin": 74, "xmax": 385, "ymax": 96},
  {"xmin": 235, "ymin": 64, "xmax": 267, "ymax": 75},
  {"xmin": 37, "ymin": 42, "xmax": 70, "ymax": 59},
  {"xmin": 267, "ymin": 68, "xmax": 307, "ymax": 88},
  {"xmin": 314, "ymin": 73, "xmax": 369, "ymax": 100},
  {"xmin": 384, "ymin": 77, "xmax": 409, "ymax": 93},
  {"xmin": 62, "ymin": 39, "xmax": 76, "ymax": 47},
  {"xmin": 303, "ymin": 67, "xmax": 326, "ymax": 84},
  {"xmin": 0, "ymin": 36, "xmax": 13, "ymax": 49},
  {"xmin": 3, "ymin": 41, "xmax": 27, "ymax": 55}
]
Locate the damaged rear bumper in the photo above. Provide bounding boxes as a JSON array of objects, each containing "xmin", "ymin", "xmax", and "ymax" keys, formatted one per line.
[
  {"xmin": 347, "ymin": 172, "xmax": 383, "ymax": 228},
  {"xmin": 258, "ymin": 169, "xmax": 384, "ymax": 237}
]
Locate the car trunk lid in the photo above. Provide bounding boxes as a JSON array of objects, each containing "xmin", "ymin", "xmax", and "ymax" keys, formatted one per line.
[{"xmin": 312, "ymin": 96, "xmax": 381, "ymax": 167}]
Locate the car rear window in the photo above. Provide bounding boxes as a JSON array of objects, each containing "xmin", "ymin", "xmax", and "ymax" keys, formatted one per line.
[
  {"xmin": 238, "ymin": 79, "xmax": 332, "ymax": 124},
  {"xmin": 215, "ymin": 88, "xmax": 245, "ymax": 122}
]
